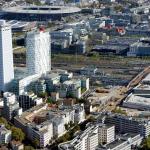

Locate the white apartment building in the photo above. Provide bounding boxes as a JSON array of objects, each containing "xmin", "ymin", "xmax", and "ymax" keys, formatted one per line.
[
  {"xmin": 74, "ymin": 104, "xmax": 85, "ymax": 123},
  {"xmin": 26, "ymin": 29, "xmax": 51, "ymax": 75},
  {"xmin": 49, "ymin": 110, "xmax": 75, "ymax": 138},
  {"xmin": 27, "ymin": 121, "xmax": 53, "ymax": 147},
  {"xmin": 96, "ymin": 133, "xmax": 142, "ymax": 150},
  {"xmin": 98, "ymin": 124, "xmax": 115, "ymax": 144},
  {"xmin": 0, "ymin": 20, "xmax": 14, "ymax": 92},
  {"xmin": 0, "ymin": 124, "xmax": 12, "ymax": 144},
  {"xmin": 3, "ymin": 92, "xmax": 22, "ymax": 120},
  {"xmin": 59, "ymin": 125, "xmax": 99, "ymax": 150},
  {"xmin": 52, "ymin": 117, "xmax": 66, "ymax": 138}
]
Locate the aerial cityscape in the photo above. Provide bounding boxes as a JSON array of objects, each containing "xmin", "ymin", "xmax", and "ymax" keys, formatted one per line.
[{"xmin": 1, "ymin": 0, "xmax": 150, "ymax": 150}]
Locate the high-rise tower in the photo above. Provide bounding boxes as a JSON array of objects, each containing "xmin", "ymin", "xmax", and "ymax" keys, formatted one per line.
[
  {"xmin": 26, "ymin": 28, "xmax": 51, "ymax": 76},
  {"xmin": 0, "ymin": 20, "xmax": 14, "ymax": 92}
]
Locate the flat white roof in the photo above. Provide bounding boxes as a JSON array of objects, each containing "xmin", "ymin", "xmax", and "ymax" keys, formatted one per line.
[
  {"xmin": 142, "ymin": 73, "xmax": 150, "ymax": 82},
  {"xmin": 134, "ymin": 84, "xmax": 150, "ymax": 90},
  {"xmin": 125, "ymin": 94, "xmax": 150, "ymax": 106}
]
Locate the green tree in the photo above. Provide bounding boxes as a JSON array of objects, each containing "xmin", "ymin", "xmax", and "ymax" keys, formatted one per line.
[
  {"xmin": 69, "ymin": 121, "xmax": 74, "ymax": 127},
  {"xmin": 65, "ymin": 124, "xmax": 69, "ymax": 130},
  {"xmin": 11, "ymin": 127, "xmax": 25, "ymax": 142},
  {"xmin": 112, "ymin": 108, "xmax": 127, "ymax": 115},
  {"xmin": 81, "ymin": 88, "xmax": 86, "ymax": 94},
  {"xmin": 33, "ymin": 139, "xmax": 39, "ymax": 148},
  {"xmin": 47, "ymin": 97, "xmax": 55, "ymax": 104},
  {"xmin": 73, "ymin": 124, "xmax": 80, "ymax": 133},
  {"xmin": 88, "ymin": 116, "xmax": 96, "ymax": 122},
  {"xmin": 78, "ymin": 98, "xmax": 86, "ymax": 104},
  {"xmin": 24, "ymin": 146, "xmax": 35, "ymax": 150},
  {"xmin": 114, "ymin": 5, "xmax": 123, "ymax": 12},
  {"xmin": 38, "ymin": 92, "xmax": 48, "ymax": 98},
  {"xmin": 142, "ymin": 136, "xmax": 150, "ymax": 149},
  {"xmin": 0, "ymin": 117, "xmax": 11, "ymax": 129}
]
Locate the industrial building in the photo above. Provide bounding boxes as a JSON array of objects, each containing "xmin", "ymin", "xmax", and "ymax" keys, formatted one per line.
[
  {"xmin": 123, "ymin": 93, "xmax": 150, "ymax": 111},
  {"xmin": 92, "ymin": 44, "xmax": 128, "ymax": 55},
  {"xmin": 127, "ymin": 38, "xmax": 150, "ymax": 56}
]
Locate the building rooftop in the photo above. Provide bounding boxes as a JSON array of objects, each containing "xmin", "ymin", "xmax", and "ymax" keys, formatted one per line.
[
  {"xmin": 15, "ymin": 103, "xmax": 74, "ymax": 127},
  {"xmin": 59, "ymin": 124, "xmax": 98, "ymax": 150},
  {"xmin": 100, "ymin": 138, "xmax": 126, "ymax": 149},
  {"xmin": 142, "ymin": 73, "xmax": 150, "ymax": 83},
  {"xmin": 45, "ymin": 73, "xmax": 60, "ymax": 79},
  {"xmin": 134, "ymin": 84, "xmax": 150, "ymax": 91},
  {"xmin": 124, "ymin": 94, "xmax": 150, "ymax": 106},
  {"xmin": 92, "ymin": 44, "xmax": 128, "ymax": 54}
]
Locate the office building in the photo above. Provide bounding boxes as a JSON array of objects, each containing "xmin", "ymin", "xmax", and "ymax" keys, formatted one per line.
[
  {"xmin": 0, "ymin": 20, "xmax": 14, "ymax": 92},
  {"xmin": 26, "ymin": 29, "xmax": 51, "ymax": 75},
  {"xmin": 18, "ymin": 92, "xmax": 43, "ymax": 111}
]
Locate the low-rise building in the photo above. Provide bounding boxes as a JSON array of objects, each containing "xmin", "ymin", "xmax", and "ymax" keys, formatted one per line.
[
  {"xmin": 0, "ymin": 124, "xmax": 11, "ymax": 144},
  {"xmin": 51, "ymin": 28, "xmax": 74, "ymax": 45},
  {"xmin": 96, "ymin": 133, "xmax": 142, "ymax": 150},
  {"xmin": 11, "ymin": 140, "xmax": 24, "ymax": 150},
  {"xmin": 80, "ymin": 66, "xmax": 98, "ymax": 76},
  {"xmin": 123, "ymin": 93, "xmax": 150, "ymax": 111},
  {"xmin": 127, "ymin": 38, "xmax": 150, "ymax": 56}
]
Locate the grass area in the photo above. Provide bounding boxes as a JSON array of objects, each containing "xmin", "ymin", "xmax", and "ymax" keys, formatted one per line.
[{"xmin": 52, "ymin": 53, "xmax": 150, "ymax": 63}]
